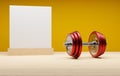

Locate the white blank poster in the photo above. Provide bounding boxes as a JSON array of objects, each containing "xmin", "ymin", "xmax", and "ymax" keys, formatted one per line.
[{"xmin": 10, "ymin": 5, "xmax": 52, "ymax": 48}]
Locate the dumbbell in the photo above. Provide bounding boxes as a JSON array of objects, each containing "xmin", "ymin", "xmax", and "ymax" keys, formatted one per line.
[{"xmin": 64, "ymin": 31, "xmax": 107, "ymax": 59}]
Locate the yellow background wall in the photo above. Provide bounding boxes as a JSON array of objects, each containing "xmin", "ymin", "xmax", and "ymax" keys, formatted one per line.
[{"xmin": 0, "ymin": 0, "xmax": 120, "ymax": 52}]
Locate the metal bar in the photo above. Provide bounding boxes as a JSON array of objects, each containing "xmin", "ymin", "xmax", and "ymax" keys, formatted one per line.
[
  {"xmin": 64, "ymin": 41, "xmax": 98, "ymax": 46},
  {"xmin": 83, "ymin": 41, "xmax": 98, "ymax": 46}
]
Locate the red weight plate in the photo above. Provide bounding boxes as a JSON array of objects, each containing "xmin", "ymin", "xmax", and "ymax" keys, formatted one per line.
[
  {"xmin": 75, "ymin": 31, "xmax": 82, "ymax": 59},
  {"xmin": 88, "ymin": 31, "xmax": 107, "ymax": 58},
  {"xmin": 72, "ymin": 32, "xmax": 80, "ymax": 59}
]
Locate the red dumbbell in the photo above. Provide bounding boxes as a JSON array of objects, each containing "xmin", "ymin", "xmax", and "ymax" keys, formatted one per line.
[{"xmin": 64, "ymin": 31, "xmax": 107, "ymax": 59}]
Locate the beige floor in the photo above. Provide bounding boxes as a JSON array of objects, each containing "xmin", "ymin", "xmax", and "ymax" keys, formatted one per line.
[{"xmin": 0, "ymin": 52, "xmax": 120, "ymax": 76}]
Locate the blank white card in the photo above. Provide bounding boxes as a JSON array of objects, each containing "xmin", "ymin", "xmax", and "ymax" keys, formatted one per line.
[{"xmin": 10, "ymin": 5, "xmax": 52, "ymax": 48}]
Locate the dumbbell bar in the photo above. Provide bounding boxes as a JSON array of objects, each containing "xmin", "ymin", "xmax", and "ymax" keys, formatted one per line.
[
  {"xmin": 65, "ymin": 41, "xmax": 98, "ymax": 46},
  {"xmin": 64, "ymin": 31, "xmax": 107, "ymax": 59}
]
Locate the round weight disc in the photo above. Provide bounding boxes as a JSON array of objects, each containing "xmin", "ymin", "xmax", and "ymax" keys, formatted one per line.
[
  {"xmin": 71, "ymin": 31, "xmax": 82, "ymax": 59},
  {"xmin": 75, "ymin": 31, "xmax": 82, "ymax": 58},
  {"xmin": 65, "ymin": 33, "xmax": 76, "ymax": 56},
  {"xmin": 72, "ymin": 32, "xmax": 79, "ymax": 58},
  {"xmin": 88, "ymin": 31, "xmax": 107, "ymax": 58}
]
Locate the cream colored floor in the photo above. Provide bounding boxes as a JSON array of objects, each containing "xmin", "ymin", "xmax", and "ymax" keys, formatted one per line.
[{"xmin": 0, "ymin": 52, "xmax": 120, "ymax": 76}]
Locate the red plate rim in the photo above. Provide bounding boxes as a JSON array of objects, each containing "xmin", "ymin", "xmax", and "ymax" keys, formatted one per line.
[
  {"xmin": 72, "ymin": 32, "xmax": 79, "ymax": 58},
  {"xmin": 75, "ymin": 31, "xmax": 82, "ymax": 59},
  {"xmin": 72, "ymin": 31, "xmax": 82, "ymax": 59}
]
